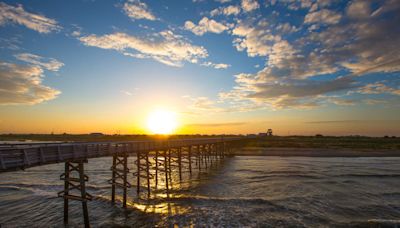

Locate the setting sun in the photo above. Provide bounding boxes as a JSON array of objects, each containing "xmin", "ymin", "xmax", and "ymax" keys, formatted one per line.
[{"xmin": 146, "ymin": 109, "xmax": 177, "ymax": 134}]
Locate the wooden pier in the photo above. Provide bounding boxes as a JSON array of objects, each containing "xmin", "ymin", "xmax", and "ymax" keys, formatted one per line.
[{"xmin": 0, "ymin": 137, "xmax": 241, "ymax": 227}]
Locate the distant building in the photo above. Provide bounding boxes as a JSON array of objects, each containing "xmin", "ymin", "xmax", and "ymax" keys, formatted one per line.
[
  {"xmin": 246, "ymin": 134, "xmax": 257, "ymax": 138},
  {"xmin": 258, "ymin": 129, "xmax": 273, "ymax": 137},
  {"xmin": 90, "ymin": 132, "xmax": 104, "ymax": 136}
]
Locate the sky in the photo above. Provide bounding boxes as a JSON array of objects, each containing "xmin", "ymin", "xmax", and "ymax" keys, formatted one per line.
[{"xmin": 0, "ymin": 0, "xmax": 399, "ymax": 136}]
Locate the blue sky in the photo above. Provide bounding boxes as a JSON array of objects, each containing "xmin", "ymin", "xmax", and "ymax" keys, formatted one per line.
[{"xmin": 0, "ymin": 0, "xmax": 399, "ymax": 135}]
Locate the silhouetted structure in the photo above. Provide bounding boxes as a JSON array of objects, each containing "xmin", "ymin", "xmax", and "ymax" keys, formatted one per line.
[{"xmin": 267, "ymin": 129, "xmax": 273, "ymax": 136}]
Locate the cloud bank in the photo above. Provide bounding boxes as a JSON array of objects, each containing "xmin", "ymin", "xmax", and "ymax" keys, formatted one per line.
[
  {"xmin": 0, "ymin": 61, "xmax": 60, "ymax": 105},
  {"xmin": 79, "ymin": 31, "xmax": 208, "ymax": 67}
]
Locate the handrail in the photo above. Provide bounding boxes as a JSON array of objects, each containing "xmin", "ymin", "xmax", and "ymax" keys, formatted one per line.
[{"xmin": 0, "ymin": 137, "xmax": 241, "ymax": 172}]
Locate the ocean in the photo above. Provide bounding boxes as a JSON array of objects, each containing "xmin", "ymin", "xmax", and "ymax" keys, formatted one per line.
[{"xmin": 1, "ymin": 156, "xmax": 400, "ymax": 227}]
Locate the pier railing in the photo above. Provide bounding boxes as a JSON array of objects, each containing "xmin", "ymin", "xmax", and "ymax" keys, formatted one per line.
[{"xmin": 0, "ymin": 137, "xmax": 240, "ymax": 172}]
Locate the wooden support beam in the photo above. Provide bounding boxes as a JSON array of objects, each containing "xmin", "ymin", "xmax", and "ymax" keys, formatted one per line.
[
  {"xmin": 209, "ymin": 145, "xmax": 212, "ymax": 162},
  {"xmin": 204, "ymin": 145, "xmax": 208, "ymax": 169},
  {"xmin": 188, "ymin": 146, "xmax": 192, "ymax": 174},
  {"xmin": 123, "ymin": 153, "xmax": 128, "ymax": 207},
  {"xmin": 0, "ymin": 155, "xmax": 5, "ymax": 170},
  {"xmin": 111, "ymin": 155, "xmax": 116, "ymax": 203},
  {"xmin": 136, "ymin": 151, "xmax": 140, "ymax": 196},
  {"xmin": 197, "ymin": 145, "xmax": 201, "ymax": 171},
  {"xmin": 63, "ymin": 162, "xmax": 69, "ymax": 225},
  {"xmin": 163, "ymin": 150, "xmax": 169, "ymax": 192},
  {"xmin": 145, "ymin": 152, "xmax": 150, "ymax": 198},
  {"xmin": 79, "ymin": 162, "xmax": 90, "ymax": 228},
  {"xmin": 178, "ymin": 147, "xmax": 182, "ymax": 181},
  {"xmin": 109, "ymin": 152, "xmax": 131, "ymax": 207},
  {"xmin": 58, "ymin": 160, "xmax": 92, "ymax": 228},
  {"xmin": 133, "ymin": 150, "xmax": 153, "ymax": 198},
  {"xmin": 154, "ymin": 150, "xmax": 158, "ymax": 187},
  {"xmin": 167, "ymin": 149, "xmax": 172, "ymax": 184}
]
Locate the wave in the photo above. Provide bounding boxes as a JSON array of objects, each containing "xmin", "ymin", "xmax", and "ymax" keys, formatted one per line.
[
  {"xmin": 0, "ymin": 182, "xmax": 112, "ymax": 199},
  {"xmin": 0, "ymin": 182, "xmax": 110, "ymax": 190},
  {"xmin": 338, "ymin": 219, "xmax": 400, "ymax": 227},
  {"xmin": 248, "ymin": 174, "xmax": 323, "ymax": 180},
  {"xmin": 382, "ymin": 192, "xmax": 400, "ymax": 197},
  {"xmin": 335, "ymin": 174, "xmax": 400, "ymax": 178}
]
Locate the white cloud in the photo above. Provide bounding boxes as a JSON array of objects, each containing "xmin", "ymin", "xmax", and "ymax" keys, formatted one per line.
[
  {"xmin": 184, "ymin": 17, "xmax": 229, "ymax": 36},
  {"xmin": 201, "ymin": 61, "xmax": 231, "ymax": 69},
  {"xmin": 347, "ymin": 0, "xmax": 371, "ymax": 19},
  {"xmin": 0, "ymin": 61, "xmax": 60, "ymax": 105},
  {"xmin": 363, "ymin": 99, "xmax": 387, "ymax": 105},
  {"xmin": 185, "ymin": 96, "xmax": 224, "ymax": 112},
  {"xmin": 241, "ymin": 0, "xmax": 260, "ymax": 12},
  {"xmin": 300, "ymin": 0, "xmax": 313, "ymax": 8},
  {"xmin": 79, "ymin": 30, "xmax": 208, "ymax": 67},
  {"xmin": 211, "ymin": 5, "xmax": 241, "ymax": 16},
  {"xmin": 14, "ymin": 53, "xmax": 64, "ymax": 71},
  {"xmin": 0, "ymin": 37, "xmax": 20, "ymax": 50},
  {"xmin": 123, "ymin": 0, "xmax": 156, "ymax": 21},
  {"xmin": 224, "ymin": 5, "xmax": 241, "ymax": 15},
  {"xmin": 275, "ymin": 22, "xmax": 298, "ymax": 34},
  {"xmin": 0, "ymin": 2, "xmax": 60, "ymax": 33},
  {"xmin": 304, "ymin": 9, "xmax": 342, "ymax": 24},
  {"xmin": 327, "ymin": 97, "xmax": 355, "ymax": 106},
  {"xmin": 71, "ymin": 30, "xmax": 81, "ymax": 37},
  {"xmin": 215, "ymin": 0, "xmax": 231, "ymax": 3},
  {"xmin": 357, "ymin": 82, "xmax": 400, "ymax": 96},
  {"xmin": 273, "ymin": 0, "xmax": 317, "ymax": 11},
  {"xmin": 184, "ymin": 95, "xmax": 260, "ymax": 113},
  {"xmin": 232, "ymin": 20, "xmax": 281, "ymax": 57}
]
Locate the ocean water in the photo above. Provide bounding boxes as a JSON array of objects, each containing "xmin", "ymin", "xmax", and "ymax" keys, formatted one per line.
[{"xmin": 1, "ymin": 156, "xmax": 400, "ymax": 227}]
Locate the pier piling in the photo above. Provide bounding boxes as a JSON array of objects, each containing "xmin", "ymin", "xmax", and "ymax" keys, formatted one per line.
[
  {"xmin": 109, "ymin": 153, "xmax": 131, "ymax": 207},
  {"xmin": 58, "ymin": 160, "xmax": 92, "ymax": 228}
]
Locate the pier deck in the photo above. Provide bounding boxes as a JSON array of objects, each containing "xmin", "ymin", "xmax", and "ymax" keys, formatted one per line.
[{"xmin": 0, "ymin": 137, "xmax": 242, "ymax": 227}]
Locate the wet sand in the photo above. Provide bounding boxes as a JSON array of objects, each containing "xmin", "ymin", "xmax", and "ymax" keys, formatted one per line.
[{"xmin": 235, "ymin": 147, "xmax": 400, "ymax": 157}]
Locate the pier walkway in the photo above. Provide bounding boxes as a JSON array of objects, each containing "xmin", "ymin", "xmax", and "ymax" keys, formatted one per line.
[{"xmin": 0, "ymin": 137, "xmax": 242, "ymax": 227}]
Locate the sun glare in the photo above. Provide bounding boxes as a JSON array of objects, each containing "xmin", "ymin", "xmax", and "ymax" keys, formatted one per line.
[{"xmin": 147, "ymin": 109, "xmax": 177, "ymax": 134}]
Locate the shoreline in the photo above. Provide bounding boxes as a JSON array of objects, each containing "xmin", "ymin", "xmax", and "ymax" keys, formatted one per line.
[{"xmin": 234, "ymin": 147, "xmax": 400, "ymax": 157}]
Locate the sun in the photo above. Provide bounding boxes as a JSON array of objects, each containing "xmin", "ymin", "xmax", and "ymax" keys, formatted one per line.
[{"xmin": 147, "ymin": 109, "xmax": 178, "ymax": 134}]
